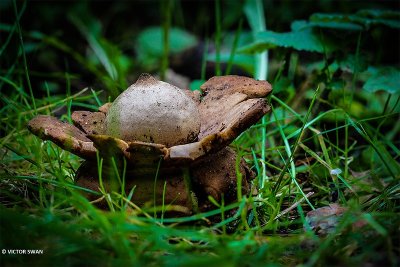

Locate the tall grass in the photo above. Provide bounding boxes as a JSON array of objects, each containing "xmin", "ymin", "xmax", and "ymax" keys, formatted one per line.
[{"xmin": 1, "ymin": 0, "xmax": 399, "ymax": 266}]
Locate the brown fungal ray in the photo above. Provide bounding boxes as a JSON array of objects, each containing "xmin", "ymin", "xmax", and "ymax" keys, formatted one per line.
[
  {"xmin": 127, "ymin": 141, "xmax": 169, "ymax": 163},
  {"xmin": 88, "ymin": 135, "xmax": 171, "ymax": 175},
  {"xmin": 182, "ymin": 89, "xmax": 201, "ymax": 104},
  {"xmin": 191, "ymin": 147, "xmax": 255, "ymax": 209},
  {"xmin": 217, "ymin": 98, "xmax": 270, "ymax": 141},
  {"xmin": 167, "ymin": 76, "xmax": 271, "ymax": 162},
  {"xmin": 75, "ymin": 147, "xmax": 252, "ymax": 213},
  {"xmin": 87, "ymin": 134, "xmax": 129, "ymax": 159},
  {"xmin": 200, "ymin": 75, "xmax": 272, "ymax": 98},
  {"xmin": 98, "ymin": 103, "xmax": 112, "ymax": 113},
  {"xmin": 168, "ymin": 98, "xmax": 269, "ymax": 161},
  {"xmin": 75, "ymin": 161, "xmax": 192, "ymax": 214},
  {"xmin": 27, "ymin": 115, "xmax": 97, "ymax": 159},
  {"xmin": 199, "ymin": 92, "xmax": 248, "ymax": 138},
  {"xmin": 126, "ymin": 141, "xmax": 175, "ymax": 175},
  {"xmin": 72, "ymin": 111, "xmax": 106, "ymax": 135},
  {"xmin": 199, "ymin": 75, "xmax": 272, "ymax": 139}
]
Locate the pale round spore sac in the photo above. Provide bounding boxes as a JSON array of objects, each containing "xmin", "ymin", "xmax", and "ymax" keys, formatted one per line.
[{"xmin": 105, "ymin": 74, "xmax": 201, "ymax": 147}]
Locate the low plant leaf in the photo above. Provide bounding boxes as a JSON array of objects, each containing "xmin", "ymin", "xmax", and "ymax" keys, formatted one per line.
[
  {"xmin": 363, "ymin": 67, "xmax": 400, "ymax": 94},
  {"xmin": 238, "ymin": 28, "xmax": 336, "ymax": 54},
  {"xmin": 337, "ymin": 54, "xmax": 369, "ymax": 73},
  {"xmin": 292, "ymin": 19, "xmax": 363, "ymax": 31},
  {"xmin": 311, "ymin": 9, "xmax": 400, "ymax": 30}
]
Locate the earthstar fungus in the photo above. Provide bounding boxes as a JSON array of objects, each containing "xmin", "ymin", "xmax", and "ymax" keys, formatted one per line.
[{"xmin": 28, "ymin": 74, "xmax": 272, "ymax": 214}]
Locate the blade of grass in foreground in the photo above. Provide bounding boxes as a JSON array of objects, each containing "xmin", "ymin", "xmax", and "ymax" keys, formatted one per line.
[{"xmin": 1, "ymin": 175, "xmax": 100, "ymax": 195}]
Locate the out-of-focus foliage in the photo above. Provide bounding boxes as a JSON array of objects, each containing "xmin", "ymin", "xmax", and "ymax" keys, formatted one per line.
[
  {"xmin": 237, "ymin": 8, "xmax": 399, "ymax": 122},
  {"xmin": 363, "ymin": 67, "xmax": 400, "ymax": 94},
  {"xmin": 310, "ymin": 9, "xmax": 400, "ymax": 29},
  {"xmin": 1, "ymin": 1, "xmax": 399, "ymax": 266},
  {"xmin": 239, "ymin": 24, "xmax": 337, "ymax": 53},
  {"xmin": 136, "ymin": 27, "xmax": 198, "ymax": 70}
]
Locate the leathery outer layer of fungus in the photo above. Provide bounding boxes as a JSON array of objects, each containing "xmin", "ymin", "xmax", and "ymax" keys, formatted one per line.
[{"xmin": 28, "ymin": 74, "xmax": 272, "ymax": 214}]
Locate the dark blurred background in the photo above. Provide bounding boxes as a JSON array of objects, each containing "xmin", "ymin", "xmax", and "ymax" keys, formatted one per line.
[{"xmin": 1, "ymin": 0, "xmax": 399, "ymax": 98}]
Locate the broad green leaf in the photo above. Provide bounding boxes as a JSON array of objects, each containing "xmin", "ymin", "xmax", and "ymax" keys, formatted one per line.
[
  {"xmin": 290, "ymin": 20, "xmax": 310, "ymax": 31},
  {"xmin": 363, "ymin": 67, "xmax": 400, "ymax": 94},
  {"xmin": 241, "ymin": 10, "xmax": 399, "ymax": 55},
  {"xmin": 310, "ymin": 13, "xmax": 365, "ymax": 28},
  {"xmin": 357, "ymin": 9, "xmax": 400, "ymax": 29},
  {"xmin": 239, "ymin": 28, "xmax": 335, "ymax": 54},
  {"xmin": 311, "ymin": 9, "xmax": 400, "ymax": 29},
  {"xmin": 357, "ymin": 9, "xmax": 400, "ymax": 19},
  {"xmin": 292, "ymin": 19, "xmax": 363, "ymax": 31},
  {"xmin": 310, "ymin": 21, "xmax": 363, "ymax": 31}
]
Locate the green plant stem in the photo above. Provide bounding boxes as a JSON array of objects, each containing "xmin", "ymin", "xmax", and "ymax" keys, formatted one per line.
[
  {"xmin": 161, "ymin": 0, "xmax": 173, "ymax": 81},
  {"xmin": 153, "ymin": 157, "xmax": 162, "ymax": 218},
  {"xmin": 225, "ymin": 19, "xmax": 243, "ymax": 75},
  {"xmin": 0, "ymin": 0, "xmax": 25, "ymax": 57},
  {"xmin": 344, "ymin": 122, "xmax": 349, "ymax": 180},
  {"xmin": 65, "ymin": 68, "xmax": 72, "ymax": 124},
  {"xmin": 4, "ymin": 144, "xmax": 56, "ymax": 177},
  {"xmin": 245, "ymin": 0, "xmax": 269, "ymax": 190},
  {"xmin": 215, "ymin": 0, "xmax": 222, "ymax": 76},
  {"xmin": 348, "ymin": 31, "xmax": 362, "ymax": 108},
  {"xmin": 13, "ymin": 0, "xmax": 36, "ymax": 115},
  {"xmin": 201, "ymin": 39, "xmax": 209, "ymax": 81},
  {"xmin": 183, "ymin": 167, "xmax": 199, "ymax": 213}
]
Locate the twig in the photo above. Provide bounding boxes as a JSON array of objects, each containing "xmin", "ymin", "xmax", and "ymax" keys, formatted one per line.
[{"xmin": 274, "ymin": 191, "xmax": 314, "ymax": 220}]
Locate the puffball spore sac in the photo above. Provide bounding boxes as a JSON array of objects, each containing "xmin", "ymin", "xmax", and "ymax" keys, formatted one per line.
[{"xmin": 105, "ymin": 74, "xmax": 201, "ymax": 147}]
